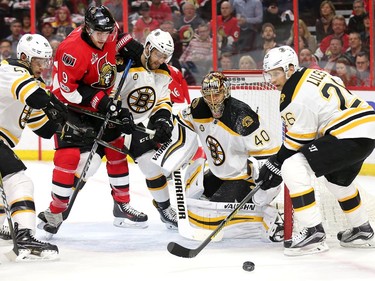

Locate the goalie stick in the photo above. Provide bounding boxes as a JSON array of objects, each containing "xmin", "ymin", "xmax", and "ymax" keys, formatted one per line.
[
  {"xmin": 62, "ymin": 58, "xmax": 133, "ymax": 220},
  {"xmin": 167, "ymin": 157, "xmax": 261, "ymax": 258},
  {"xmin": 0, "ymin": 172, "xmax": 19, "ymax": 260}
]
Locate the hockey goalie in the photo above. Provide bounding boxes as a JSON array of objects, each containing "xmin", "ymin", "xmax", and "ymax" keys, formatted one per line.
[{"xmin": 152, "ymin": 71, "xmax": 284, "ymax": 242}]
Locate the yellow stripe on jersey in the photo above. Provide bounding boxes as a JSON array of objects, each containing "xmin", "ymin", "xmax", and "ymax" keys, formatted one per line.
[
  {"xmin": 292, "ymin": 69, "xmax": 311, "ymax": 102},
  {"xmin": 330, "ymin": 115, "xmax": 375, "ymax": 137},
  {"xmin": 0, "ymin": 128, "xmax": 19, "ymax": 147},
  {"xmin": 249, "ymin": 146, "xmax": 280, "ymax": 157},
  {"xmin": 11, "ymin": 73, "xmax": 29, "ymax": 99}
]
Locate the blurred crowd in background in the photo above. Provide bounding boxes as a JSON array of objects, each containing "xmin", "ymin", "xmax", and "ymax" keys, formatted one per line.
[{"xmin": 0, "ymin": 0, "xmax": 373, "ymax": 87}]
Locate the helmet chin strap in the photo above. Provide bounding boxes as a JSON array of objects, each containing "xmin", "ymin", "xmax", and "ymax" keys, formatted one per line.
[{"xmin": 144, "ymin": 45, "xmax": 152, "ymax": 72}]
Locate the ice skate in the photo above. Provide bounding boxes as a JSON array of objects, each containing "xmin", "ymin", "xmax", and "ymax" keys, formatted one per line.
[
  {"xmin": 37, "ymin": 208, "xmax": 63, "ymax": 239},
  {"xmin": 113, "ymin": 201, "xmax": 148, "ymax": 228},
  {"xmin": 0, "ymin": 224, "xmax": 11, "ymax": 240},
  {"xmin": 337, "ymin": 221, "xmax": 375, "ymax": 248},
  {"xmin": 6, "ymin": 223, "xmax": 59, "ymax": 261},
  {"xmin": 284, "ymin": 223, "xmax": 329, "ymax": 256},
  {"xmin": 153, "ymin": 200, "xmax": 178, "ymax": 230}
]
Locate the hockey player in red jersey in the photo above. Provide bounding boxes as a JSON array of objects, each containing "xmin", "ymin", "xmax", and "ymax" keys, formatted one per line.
[
  {"xmin": 167, "ymin": 64, "xmax": 190, "ymax": 114},
  {"xmin": 38, "ymin": 5, "xmax": 148, "ymax": 236},
  {"xmin": 260, "ymin": 45, "xmax": 375, "ymax": 255},
  {"xmin": 0, "ymin": 34, "xmax": 68, "ymax": 260}
]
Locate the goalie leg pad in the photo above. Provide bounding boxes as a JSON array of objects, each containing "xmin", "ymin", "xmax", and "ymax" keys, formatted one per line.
[
  {"xmin": 253, "ymin": 184, "xmax": 282, "ymax": 207},
  {"xmin": 184, "ymin": 158, "xmax": 206, "ymax": 199}
]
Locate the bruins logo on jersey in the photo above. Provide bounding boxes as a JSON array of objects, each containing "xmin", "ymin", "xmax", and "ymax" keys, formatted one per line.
[
  {"xmin": 128, "ymin": 86, "xmax": 156, "ymax": 113},
  {"xmin": 206, "ymin": 136, "xmax": 225, "ymax": 166}
]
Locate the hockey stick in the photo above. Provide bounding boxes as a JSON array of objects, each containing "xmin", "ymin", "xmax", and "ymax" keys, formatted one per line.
[
  {"xmin": 62, "ymin": 58, "xmax": 133, "ymax": 220},
  {"xmin": 0, "ymin": 172, "xmax": 19, "ymax": 259},
  {"xmin": 167, "ymin": 157, "xmax": 261, "ymax": 258},
  {"xmin": 66, "ymin": 105, "xmax": 155, "ymax": 136}
]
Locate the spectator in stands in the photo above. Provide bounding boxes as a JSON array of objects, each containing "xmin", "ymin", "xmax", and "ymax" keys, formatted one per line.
[
  {"xmin": 238, "ymin": 54, "xmax": 257, "ymax": 70},
  {"xmin": 345, "ymin": 31, "xmax": 366, "ymax": 65},
  {"xmin": 285, "ymin": 19, "xmax": 317, "ymax": 53},
  {"xmin": 321, "ymin": 36, "xmax": 344, "ymax": 75},
  {"xmin": 360, "ymin": 12, "xmax": 370, "ymax": 50},
  {"xmin": 179, "ymin": 22, "xmax": 212, "ymax": 83},
  {"xmin": 20, "ymin": 12, "xmax": 31, "ymax": 34},
  {"xmin": 262, "ymin": 0, "xmax": 293, "ymax": 44},
  {"xmin": 231, "ymin": 0, "xmax": 263, "ymax": 53},
  {"xmin": 40, "ymin": 21, "xmax": 64, "ymax": 43},
  {"xmin": 348, "ymin": 0, "xmax": 367, "ymax": 34},
  {"xmin": 5, "ymin": 19, "xmax": 22, "ymax": 59},
  {"xmin": 160, "ymin": 20, "xmax": 183, "ymax": 65},
  {"xmin": 133, "ymin": 2, "xmax": 160, "ymax": 44},
  {"xmin": 150, "ymin": 0, "xmax": 173, "ymax": 24},
  {"xmin": 299, "ymin": 48, "xmax": 321, "ymax": 69},
  {"xmin": 174, "ymin": 2, "xmax": 205, "ymax": 48},
  {"xmin": 315, "ymin": 15, "xmax": 349, "ymax": 61},
  {"xmin": 335, "ymin": 56, "xmax": 359, "ymax": 87},
  {"xmin": 0, "ymin": 38, "xmax": 12, "ymax": 60},
  {"xmin": 315, "ymin": 0, "xmax": 336, "ymax": 44},
  {"xmin": 51, "ymin": 6, "xmax": 76, "ymax": 39},
  {"xmin": 214, "ymin": 1, "xmax": 240, "ymax": 54},
  {"xmin": 250, "ymin": 22, "xmax": 280, "ymax": 68},
  {"xmin": 219, "ymin": 52, "xmax": 234, "ymax": 71},
  {"xmin": 355, "ymin": 51, "xmax": 370, "ymax": 86},
  {"xmin": 106, "ymin": 0, "xmax": 124, "ymax": 27}
]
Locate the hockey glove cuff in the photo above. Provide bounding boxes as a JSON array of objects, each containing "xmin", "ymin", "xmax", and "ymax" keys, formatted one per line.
[
  {"xmin": 257, "ymin": 155, "xmax": 283, "ymax": 190},
  {"xmin": 118, "ymin": 108, "xmax": 136, "ymax": 134},
  {"xmin": 117, "ymin": 33, "xmax": 144, "ymax": 60},
  {"xmin": 153, "ymin": 118, "xmax": 173, "ymax": 144},
  {"xmin": 91, "ymin": 93, "xmax": 122, "ymax": 116}
]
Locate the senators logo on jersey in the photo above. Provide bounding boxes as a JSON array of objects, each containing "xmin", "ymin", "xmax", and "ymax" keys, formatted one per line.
[{"xmin": 92, "ymin": 54, "xmax": 116, "ymax": 89}]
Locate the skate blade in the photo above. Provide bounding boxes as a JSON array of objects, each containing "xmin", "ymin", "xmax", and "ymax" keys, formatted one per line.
[
  {"xmin": 113, "ymin": 218, "xmax": 149, "ymax": 229},
  {"xmin": 44, "ymin": 231, "xmax": 54, "ymax": 241},
  {"xmin": 6, "ymin": 249, "xmax": 59, "ymax": 262},
  {"xmin": 284, "ymin": 241, "xmax": 329, "ymax": 256},
  {"xmin": 340, "ymin": 237, "xmax": 375, "ymax": 248},
  {"xmin": 37, "ymin": 220, "xmax": 46, "ymax": 230}
]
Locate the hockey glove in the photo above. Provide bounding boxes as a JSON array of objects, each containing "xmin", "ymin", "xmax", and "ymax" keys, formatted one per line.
[
  {"xmin": 246, "ymin": 156, "xmax": 260, "ymax": 180},
  {"xmin": 94, "ymin": 93, "xmax": 122, "ymax": 117},
  {"xmin": 153, "ymin": 118, "xmax": 173, "ymax": 144},
  {"xmin": 43, "ymin": 94, "xmax": 68, "ymax": 126},
  {"xmin": 257, "ymin": 155, "xmax": 283, "ymax": 190},
  {"xmin": 60, "ymin": 122, "xmax": 97, "ymax": 145},
  {"xmin": 117, "ymin": 33, "xmax": 144, "ymax": 60},
  {"xmin": 118, "ymin": 108, "xmax": 135, "ymax": 134}
]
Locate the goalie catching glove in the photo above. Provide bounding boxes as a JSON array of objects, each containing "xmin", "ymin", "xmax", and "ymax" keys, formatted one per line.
[
  {"xmin": 256, "ymin": 155, "xmax": 283, "ymax": 190},
  {"xmin": 43, "ymin": 94, "xmax": 68, "ymax": 126},
  {"xmin": 153, "ymin": 117, "xmax": 173, "ymax": 143}
]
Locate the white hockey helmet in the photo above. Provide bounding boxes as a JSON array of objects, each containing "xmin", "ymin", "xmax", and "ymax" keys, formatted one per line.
[
  {"xmin": 144, "ymin": 29, "xmax": 174, "ymax": 63},
  {"xmin": 263, "ymin": 45, "xmax": 299, "ymax": 73},
  {"xmin": 17, "ymin": 34, "xmax": 53, "ymax": 62}
]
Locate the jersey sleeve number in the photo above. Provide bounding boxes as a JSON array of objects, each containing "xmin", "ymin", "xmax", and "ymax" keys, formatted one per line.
[{"xmin": 254, "ymin": 129, "xmax": 270, "ymax": 146}]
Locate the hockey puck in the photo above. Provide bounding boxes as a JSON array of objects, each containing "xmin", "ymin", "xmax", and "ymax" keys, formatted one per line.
[{"xmin": 242, "ymin": 261, "xmax": 255, "ymax": 272}]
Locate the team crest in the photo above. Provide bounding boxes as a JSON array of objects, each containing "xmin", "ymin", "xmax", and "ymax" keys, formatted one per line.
[
  {"xmin": 127, "ymin": 86, "xmax": 155, "ymax": 113},
  {"xmin": 206, "ymin": 136, "xmax": 225, "ymax": 166},
  {"xmin": 62, "ymin": 53, "xmax": 76, "ymax": 67},
  {"xmin": 92, "ymin": 54, "xmax": 116, "ymax": 88},
  {"xmin": 242, "ymin": 116, "xmax": 254, "ymax": 127}
]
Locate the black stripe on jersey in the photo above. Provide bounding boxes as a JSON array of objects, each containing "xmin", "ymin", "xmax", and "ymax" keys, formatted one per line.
[
  {"xmin": 291, "ymin": 188, "xmax": 316, "ymax": 211},
  {"xmin": 325, "ymin": 110, "xmax": 375, "ymax": 135},
  {"xmin": 280, "ymin": 68, "xmax": 307, "ymax": 112},
  {"xmin": 0, "ymin": 131, "xmax": 16, "ymax": 148},
  {"xmin": 338, "ymin": 190, "xmax": 361, "ymax": 213},
  {"xmin": 160, "ymin": 124, "xmax": 186, "ymax": 167},
  {"xmin": 11, "ymin": 199, "xmax": 36, "ymax": 215},
  {"xmin": 285, "ymin": 134, "xmax": 314, "ymax": 146},
  {"xmin": 15, "ymin": 77, "xmax": 35, "ymax": 100},
  {"xmin": 190, "ymin": 97, "xmax": 213, "ymax": 119}
]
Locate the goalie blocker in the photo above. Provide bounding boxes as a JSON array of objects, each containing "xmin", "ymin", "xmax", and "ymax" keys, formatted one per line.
[{"xmin": 151, "ymin": 120, "xmax": 284, "ymax": 242}]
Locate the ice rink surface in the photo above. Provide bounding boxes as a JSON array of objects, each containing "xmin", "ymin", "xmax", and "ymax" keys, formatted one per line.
[{"xmin": 1, "ymin": 161, "xmax": 375, "ymax": 280}]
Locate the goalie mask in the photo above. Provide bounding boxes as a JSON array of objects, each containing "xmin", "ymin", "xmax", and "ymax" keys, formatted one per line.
[{"xmin": 201, "ymin": 72, "xmax": 230, "ymax": 119}]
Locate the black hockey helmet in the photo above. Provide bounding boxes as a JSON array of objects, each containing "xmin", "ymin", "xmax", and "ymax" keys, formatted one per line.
[{"xmin": 85, "ymin": 5, "xmax": 115, "ymax": 33}]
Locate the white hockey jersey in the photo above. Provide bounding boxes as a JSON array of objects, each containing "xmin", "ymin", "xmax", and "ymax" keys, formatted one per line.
[
  {"xmin": 280, "ymin": 68, "xmax": 375, "ymax": 151},
  {"xmin": 114, "ymin": 61, "xmax": 172, "ymax": 124},
  {"xmin": 0, "ymin": 60, "xmax": 50, "ymax": 147},
  {"xmin": 177, "ymin": 97, "xmax": 280, "ymax": 180}
]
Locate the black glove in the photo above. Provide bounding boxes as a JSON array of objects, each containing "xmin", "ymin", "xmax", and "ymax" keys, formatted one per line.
[
  {"xmin": 60, "ymin": 122, "xmax": 97, "ymax": 145},
  {"xmin": 117, "ymin": 33, "xmax": 144, "ymax": 60},
  {"xmin": 118, "ymin": 108, "xmax": 135, "ymax": 134},
  {"xmin": 97, "ymin": 94, "xmax": 122, "ymax": 117},
  {"xmin": 43, "ymin": 94, "xmax": 68, "ymax": 126},
  {"xmin": 257, "ymin": 155, "xmax": 283, "ymax": 190},
  {"xmin": 153, "ymin": 118, "xmax": 173, "ymax": 143}
]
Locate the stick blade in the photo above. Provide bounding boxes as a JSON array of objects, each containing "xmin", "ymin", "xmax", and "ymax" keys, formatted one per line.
[{"xmin": 167, "ymin": 242, "xmax": 198, "ymax": 258}]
